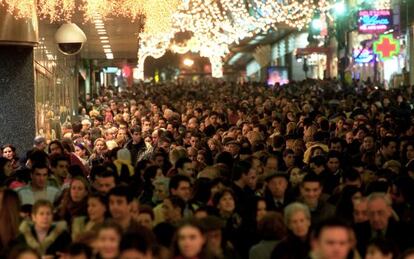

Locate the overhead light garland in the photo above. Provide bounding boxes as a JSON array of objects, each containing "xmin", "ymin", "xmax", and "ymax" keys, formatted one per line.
[{"xmin": 1, "ymin": 0, "xmax": 330, "ymax": 78}]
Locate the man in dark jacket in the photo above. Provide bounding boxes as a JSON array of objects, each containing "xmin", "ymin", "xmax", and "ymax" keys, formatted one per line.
[
  {"xmin": 124, "ymin": 125, "xmax": 153, "ymax": 166},
  {"xmin": 354, "ymin": 192, "xmax": 413, "ymax": 256}
]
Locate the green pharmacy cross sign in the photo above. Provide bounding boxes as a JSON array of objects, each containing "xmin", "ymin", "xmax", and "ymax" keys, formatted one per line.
[{"xmin": 373, "ymin": 34, "xmax": 400, "ymax": 61}]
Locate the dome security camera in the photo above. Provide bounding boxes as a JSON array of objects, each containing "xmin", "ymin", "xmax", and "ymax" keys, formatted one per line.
[{"xmin": 55, "ymin": 23, "xmax": 87, "ymax": 55}]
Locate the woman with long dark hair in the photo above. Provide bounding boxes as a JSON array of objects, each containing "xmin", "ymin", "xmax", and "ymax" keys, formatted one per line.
[
  {"xmin": 0, "ymin": 188, "xmax": 21, "ymax": 255},
  {"xmin": 171, "ymin": 219, "xmax": 215, "ymax": 259}
]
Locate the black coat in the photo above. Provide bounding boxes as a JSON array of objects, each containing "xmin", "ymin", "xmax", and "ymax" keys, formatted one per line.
[
  {"xmin": 354, "ymin": 220, "xmax": 413, "ymax": 256},
  {"xmin": 271, "ymin": 233, "xmax": 310, "ymax": 259}
]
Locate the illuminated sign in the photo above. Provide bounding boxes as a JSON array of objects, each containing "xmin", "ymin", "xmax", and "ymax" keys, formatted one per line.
[
  {"xmin": 373, "ymin": 34, "xmax": 400, "ymax": 61},
  {"xmin": 353, "ymin": 48, "xmax": 374, "ymax": 63},
  {"xmin": 358, "ymin": 10, "xmax": 393, "ymax": 34}
]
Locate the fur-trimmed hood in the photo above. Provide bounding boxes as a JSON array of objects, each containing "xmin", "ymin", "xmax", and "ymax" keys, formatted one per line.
[{"xmin": 19, "ymin": 220, "xmax": 67, "ymax": 255}]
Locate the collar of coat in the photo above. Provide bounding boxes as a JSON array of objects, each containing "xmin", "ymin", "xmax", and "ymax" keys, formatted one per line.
[{"xmin": 19, "ymin": 220, "xmax": 67, "ymax": 255}]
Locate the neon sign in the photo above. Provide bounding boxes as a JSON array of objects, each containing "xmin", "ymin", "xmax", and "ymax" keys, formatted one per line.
[
  {"xmin": 353, "ymin": 48, "xmax": 374, "ymax": 63},
  {"xmin": 373, "ymin": 34, "xmax": 400, "ymax": 61},
  {"xmin": 358, "ymin": 10, "xmax": 393, "ymax": 34}
]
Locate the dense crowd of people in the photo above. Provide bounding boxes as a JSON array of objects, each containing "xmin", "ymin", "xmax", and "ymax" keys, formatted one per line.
[{"xmin": 1, "ymin": 78, "xmax": 414, "ymax": 259}]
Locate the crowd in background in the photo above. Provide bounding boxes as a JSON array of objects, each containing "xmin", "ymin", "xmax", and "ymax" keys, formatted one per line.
[{"xmin": 1, "ymin": 78, "xmax": 414, "ymax": 259}]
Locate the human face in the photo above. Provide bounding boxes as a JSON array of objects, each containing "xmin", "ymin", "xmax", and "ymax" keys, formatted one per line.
[
  {"xmin": 16, "ymin": 251, "xmax": 39, "ymax": 259},
  {"xmin": 137, "ymin": 213, "xmax": 153, "ymax": 230},
  {"xmin": 31, "ymin": 167, "xmax": 49, "ymax": 189},
  {"xmin": 97, "ymin": 228, "xmax": 121, "ymax": 259},
  {"xmin": 256, "ymin": 200, "xmax": 267, "ymax": 222},
  {"xmin": 182, "ymin": 162, "xmax": 195, "ymax": 177},
  {"xmin": 363, "ymin": 137, "xmax": 375, "ymax": 151},
  {"xmin": 95, "ymin": 141, "xmax": 106, "ymax": 153},
  {"xmin": 177, "ymin": 226, "xmax": 205, "ymax": 258},
  {"xmin": 289, "ymin": 211, "xmax": 311, "ymax": 238},
  {"xmin": 53, "ymin": 160, "xmax": 69, "ymax": 179},
  {"xmin": 96, "ymin": 176, "xmax": 116, "ymax": 194},
  {"xmin": 283, "ymin": 154, "xmax": 295, "ymax": 168},
  {"xmin": 88, "ymin": 197, "xmax": 106, "ymax": 222},
  {"xmin": 32, "ymin": 206, "xmax": 53, "ymax": 231},
  {"xmin": 246, "ymin": 169, "xmax": 258, "ymax": 190},
  {"xmin": 353, "ymin": 200, "xmax": 368, "ymax": 223},
  {"xmin": 330, "ymin": 142, "xmax": 342, "ymax": 153},
  {"xmin": 365, "ymin": 246, "xmax": 393, "ymax": 259},
  {"xmin": 171, "ymin": 181, "xmax": 191, "ymax": 201},
  {"xmin": 154, "ymin": 184, "xmax": 168, "ymax": 201},
  {"xmin": 71, "ymin": 179, "xmax": 88, "ymax": 202},
  {"xmin": 50, "ymin": 143, "xmax": 63, "ymax": 155},
  {"xmin": 290, "ymin": 168, "xmax": 303, "ymax": 186},
  {"xmin": 2, "ymin": 147, "xmax": 14, "ymax": 160},
  {"xmin": 313, "ymin": 227, "xmax": 351, "ymax": 259},
  {"xmin": 132, "ymin": 132, "xmax": 142, "ymax": 143},
  {"xmin": 268, "ymin": 177, "xmax": 288, "ymax": 199},
  {"xmin": 327, "ymin": 157, "xmax": 340, "ymax": 173},
  {"xmin": 75, "ymin": 146, "xmax": 86, "ymax": 158},
  {"xmin": 218, "ymin": 192, "xmax": 235, "ymax": 214},
  {"xmin": 265, "ymin": 157, "xmax": 278, "ymax": 173},
  {"xmin": 383, "ymin": 142, "xmax": 397, "ymax": 158},
  {"xmin": 120, "ymin": 249, "xmax": 152, "ymax": 259},
  {"xmin": 109, "ymin": 195, "xmax": 131, "ymax": 221},
  {"xmin": 163, "ymin": 198, "xmax": 179, "ymax": 222},
  {"xmin": 406, "ymin": 145, "xmax": 414, "ymax": 161},
  {"xmin": 301, "ymin": 182, "xmax": 322, "ymax": 208},
  {"xmin": 367, "ymin": 198, "xmax": 392, "ymax": 231}
]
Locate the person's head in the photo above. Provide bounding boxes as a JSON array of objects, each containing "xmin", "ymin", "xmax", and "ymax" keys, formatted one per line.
[
  {"xmin": 50, "ymin": 154, "xmax": 70, "ymax": 181},
  {"xmin": 33, "ymin": 136, "xmax": 47, "ymax": 151},
  {"xmin": 163, "ymin": 195, "xmax": 186, "ymax": 223},
  {"xmin": 70, "ymin": 177, "xmax": 89, "ymax": 203},
  {"xmin": 329, "ymin": 138, "xmax": 344, "ymax": 153},
  {"xmin": 381, "ymin": 137, "xmax": 398, "ymax": 159},
  {"xmin": 289, "ymin": 167, "xmax": 304, "ymax": 186},
  {"xmin": 173, "ymin": 219, "xmax": 207, "ymax": 258},
  {"xmin": 2, "ymin": 144, "xmax": 16, "ymax": 160},
  {"xmin": 284, "ymin": 202, "xmax": 311, "ymax": 239},
  {"xmin": 283, "ymin": 149, "xmax": 296, "ymax": 168},
  {"xmin": 266, "ymin": 173, "xmax": 289, "ymax": 199},
  {"xmin": 169, "ymin": 175, "xmax": 192, "ymax": 202},
  {"xmin": 309, "ymin": 155, "xmax": 326, "ymax": 174},
  {"xmin": 108, "ymin": 186, "xmax": 133, "ymax": 221},
  {"xmin": 30, "ymin": 163, "xmax": 49, "ymax": 189},
  {"xmin": 0, "ymin": 188, "xmax": 21, "ymax": 248},
  {"xmin": 153, "ymin": 177, "xmax": 170, "ymax": 203},
  {"xmin": 48, "ymin": 140, "xmax": 64, "ymax": 155},
  {"xmin": 96, "ymin": 221, "xmax": 123, "ymax": 259},
  {"xmin": 300, "ymin": 173, "xmax": 323, "ymax": 208},
  {"xmin": 367, "ymin": 193, "xmax": 393, "ymax": 231},
  {"xmin": 258, "ymin": 211, "xmax": 287, "ymax": 241},
  {"xmin": 255, "ymin": 197, "xmax": 267, "ymax": 223},
  {"xmin": 0, "ymin": 157, "xmax": 13, "ymax": 178},
  {"xmin": 87, "ymin": 192, "xmax": 108, "ymax": 222},
  {"xmin": 67, "ymin": 242, "xmax": 93, "ymax": 259},
  {"xmin": 311, "ymin": 218, "xmax": 353, "ymax": 259},
  {"xmin": 353, "ymin": 197, "xmax": 368, "ymax": 223},
  {"xmin": 7, "ymin": 246, "xmax": 40, "ymax": 259},
  {"xmin": 119, "ymin": 231, "xmax": 154, "ymax": 259},
  {"xmin": 365, "ymin": 238, "xmax": 398, "ymax": 259},
  {"xmin": 363, "ymin": 135, "xmax": 376, "ymax": 151},
  {"xmin": 326, "ymin": 151, "xmax": 341, "ymax": 173},
  {"xmin": 137, "ymin": 205, "xmax": 155, "ymax": 230},
  {"xmin": 32, "ymin": 200, "xmax": 53, "ymax": 231},
  {"xmin": 264, "ymin": 156, "xmax": 279, "ymax": 173},
  {"xmin": 130, "ymin": 126, "xmax": 143, "ymax": 144},
  {"xmin": 75, "ymin": 143, "xmax": 90, "ymax": 159},
  {"xmin": 212, "ymin": 188, "xmax": 236, "ymax": 216},
  {"xmin": 399, "ymin": 249, "xmax": 414, "ymax": 259},
  {"xmin": 94, "ymin": 168, "xmax": 118, "ymax": 194},
  {"xmin": 175, "ymin": 157, "xmax": 195, "ymax": 178},
  {"xmin": 232, "ymin": 159, "xmax": 257, "ymax": 189}
]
